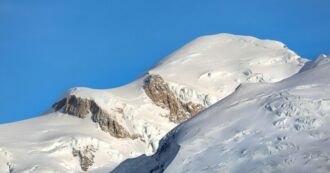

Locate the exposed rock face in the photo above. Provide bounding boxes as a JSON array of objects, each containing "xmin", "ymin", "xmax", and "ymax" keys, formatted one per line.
[
  {"xmin": 53, "ymin": 96, "xmax": 91, "ymax": 118},
  {"xmin": 92, "ymin": 107, "xmax": 131, "ymax": 138},
  {"xmin": 52, "ymin": 95, "xmax": 131, "ymax": 138},
  {"xmin": 72, "ymin": 146, "xmax": 95, "ymax": 172},
  {"xmin": 143, "ymin": 74, "xmax": 204, "ymax": 123}
]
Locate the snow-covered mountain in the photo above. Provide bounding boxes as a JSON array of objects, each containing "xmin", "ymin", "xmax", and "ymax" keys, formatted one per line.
[
  {"xmin": 0, "ymin": 34, "xmax": 307, "ymax": 173},
  {"xmin": 113, "ymin": 55, "xmax": 330, "ymax": 173}
]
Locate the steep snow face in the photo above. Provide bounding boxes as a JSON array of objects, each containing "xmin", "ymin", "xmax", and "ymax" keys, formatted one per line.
[
  {"xmin": 0, "ymin": 34, "xmax": 307, "ymax": 172},
  {"xmin": 113, "ymin": 57, "xmax": 330, "ymax": 173}
]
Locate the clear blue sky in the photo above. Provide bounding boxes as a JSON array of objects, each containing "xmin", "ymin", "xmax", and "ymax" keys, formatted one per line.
[{"xmin": 0, "ymin": 0, "xmax": 329, "ymax": 123}]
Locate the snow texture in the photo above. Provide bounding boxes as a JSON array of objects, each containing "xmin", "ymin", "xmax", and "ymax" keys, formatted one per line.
[{"xmin": 113, "ymin": 55, "xmax": 330, "ymax": 173}]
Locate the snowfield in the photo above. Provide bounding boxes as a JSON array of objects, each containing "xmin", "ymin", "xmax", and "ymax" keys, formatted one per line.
[{"xmin": 0, "ymin": 33, "xmax": 314, "ymax": 173}]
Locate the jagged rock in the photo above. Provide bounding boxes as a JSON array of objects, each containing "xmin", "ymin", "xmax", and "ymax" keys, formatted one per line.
[
  {"xmin": 52, "ymin": 95, "xmax": 131, "ymax": 138},
  {"xmin": 72, "ymin": 146, "xmax": 95, "ymax": 172},
  {"xmin": 143, "ymin": 74, "xmax": 187, "ymax": 123},
  {"xmin": 52, "ymin": 95, "xmax": 91, "ymax": 118},
  {"xmin": 143, "ymin": 74, "xmax": 204, "ymax": 123},
  {"xmin": 92, "ymin": 107, "xmax": 131, "ymax": 138}
]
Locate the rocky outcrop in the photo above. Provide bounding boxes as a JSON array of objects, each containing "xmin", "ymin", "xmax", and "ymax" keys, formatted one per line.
[
  {"xmin": 143, "ymin": 74, "xmax": 204, "ymax": 123},
  {"xmin": 53, "ymin": 95, "xmax": 91, "ymax": 118},
  {"xmin": 72, "ymin": 146, "xmax": 95, "ymax": 172},
  {"xmin": 52, "ymin": 95, "xmax": 131, "ymax": 138},
  {"xmin": 92, "ymin": 107, "xmax": 131, "ymax": 138}
]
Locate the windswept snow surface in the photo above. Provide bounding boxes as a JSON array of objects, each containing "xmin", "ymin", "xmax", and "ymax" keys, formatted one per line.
[
  {"xmin": 113, "ymin": 55, "xmax": 330, "ymax": 173},
  {"xmin": 0, "ymin": 34, "xmax": 307, "ymax": 172}
]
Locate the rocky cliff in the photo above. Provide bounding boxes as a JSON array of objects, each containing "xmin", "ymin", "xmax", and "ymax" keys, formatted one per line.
[
  {"xmin": 143, "ymin": 74, "xmax": 204, "ymax": 123},
  {"xmin": 53, "ymin": 95, "xmax": 131, "ymax": 138}
]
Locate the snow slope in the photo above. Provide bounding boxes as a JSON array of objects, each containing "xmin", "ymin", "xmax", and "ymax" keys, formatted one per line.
[
  {"xmin": 0, "ymin": 34, "xmax": 306, "ymax": 173},
  {"xmin": 151, "ymin": 33, "xmax": 305, "ymax": 98},
  {"xmin": 113, "ymin": 55, "xmax": 330, "ymax": 173}
]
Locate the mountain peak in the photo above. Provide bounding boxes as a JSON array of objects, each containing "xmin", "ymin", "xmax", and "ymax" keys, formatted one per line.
[
  {"xmin": 151, "ymin": 33, "xmax": 306, "ymax": 98},
  {"xmin": 0, "ymin": 34, "xmax": 310, "ymax": 173},
  {"xmin": 195, "ymin": 33, "xmax": 287, "ymax": 48}
]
